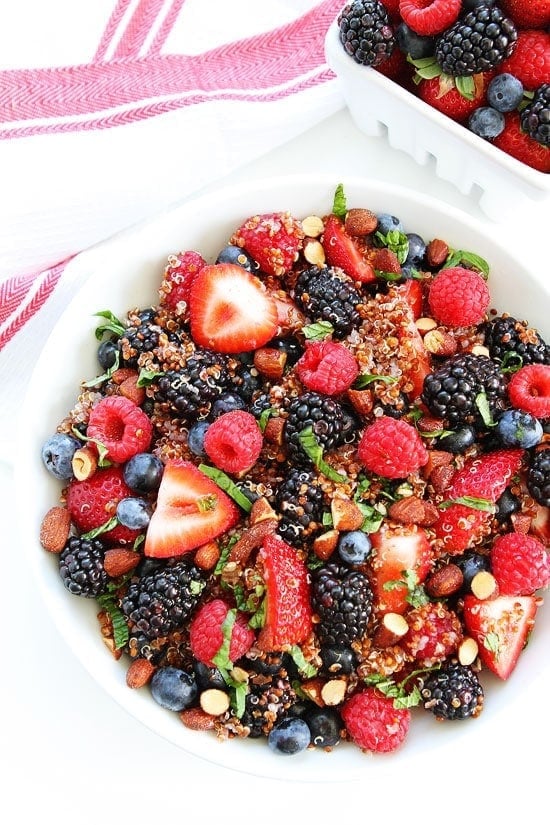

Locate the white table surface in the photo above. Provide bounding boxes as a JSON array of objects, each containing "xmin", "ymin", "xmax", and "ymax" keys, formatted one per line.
[{"xmin": 2, "ymin": 108, "xmax": 548, "ymax": 822}]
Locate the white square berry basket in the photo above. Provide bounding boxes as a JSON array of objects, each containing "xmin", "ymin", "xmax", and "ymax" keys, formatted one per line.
[{"xmin": 325, "ymin": 19, "xmax": 550, "ymax": 221}]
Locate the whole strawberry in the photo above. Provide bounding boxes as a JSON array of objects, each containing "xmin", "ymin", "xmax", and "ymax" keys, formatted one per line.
[
  {"xmin": 66, "ymin": 466, "xmax": 142, "ymax": 545},
  {"xmin": 417, "ymin": 73, "xmax": 492, "ymax": 124},
  {"xmin": 499, "ymin": 0, "xmax": 550, "ymax": 29},
  {"xmin": 493, "ymin": 112, "xmax": 550, "ymax": 172},
  {"xmin": 499, "ymin": 29, "xmax": 550, "ymax": 90}
]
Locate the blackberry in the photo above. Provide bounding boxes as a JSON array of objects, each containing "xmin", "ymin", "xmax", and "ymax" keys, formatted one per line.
[
  {"xmin": 520, "ymin": 84, "xmax": 550, "ymax": 148},
  {"xmin": 483, "ymin": 315, "xmax": 550, "ymax": 367},
  {"xmin": 153, "ymin": 348, "xmax": 232, "ymax": 422},
  {"xmin": 421, "ymin": 353, "xmax": 507, "ymax": 429},
  {"xmin": 284, "ymin": 392, "xmax": 346, "ymax": 465},
  {"xmin": 59, "ymin": 536, "xmax": 108, "ymax": 598},
  {"xmin": 526, "ymin": 449, "xmax": 550, "ymax": 507},
  {"xmin": 435, "ymin": 5, "xmax": 517, "ymax": 77},
  {"xmin": 120, "ymin": 559, "xmax": 205, "ymax": 641},
  {"xmin": 338, "ymin": 0, "xmax": 395, "ymax": 67},
  {"xmin": 420, "ymin": 660, "xmax": 484, "ymax": 720},
  {"xmin": 293, "ymin": 266, "xmax": 362, "ymax": 338},
  {"xmin": 275, "ymin": 469, "xmax": 324, "ymax": 546},
  {"xmin": 119, "ymin": 308, "xmax": 164, "ymax": 368},
  {"xmin": 239, "ymin": 667, "xmax": 298, "ymax": 738},
  {"xmin": 311, "ymin": 562, "xmax": 373, "ymax": 647}
]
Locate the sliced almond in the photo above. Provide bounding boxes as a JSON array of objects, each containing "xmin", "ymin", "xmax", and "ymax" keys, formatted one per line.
[
  {"xmin": 320, "ymin": 679, "xmax": 347, "ymax": 706},
  {"xmin": 416, "ymin": 317, "xmax": 438, "ymax": 335},
  {"xmin": 200, "ymin": 689, "xmax": 231, "ymax": 716},
  {"xmin": 373, "ymin": 612, "xmax": 409, "ymax": 647},
  {"xmin": 72, "ymin": 446, "xmax": 98, "ymax": 481},
  {"xmin": 303, "ymin": 239, "xmax": 326, "ymax": 267},
  {"xmin": 250, "ymin": 497, "xmax": 277, "ymax": 525},
  {"xmin": 301, "ymin": 215, "xmax": 324, "ymax": 238},
  {"xmin": 313, "ymin": 530, "xmax": 339, "ymax": 561},
  {"xmin": 471, "ymin": 570, "xmax": 498, "ymax": 600},
  {"xmin": 458, "ymin": 637, "xmax": 479, "ymax": 667}
]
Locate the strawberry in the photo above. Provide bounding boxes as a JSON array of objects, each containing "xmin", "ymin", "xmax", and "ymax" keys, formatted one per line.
[
  {"xmin": 433, "ymin": 449, "xmax": 524, "ymax": 554},
  {"xmin": 159, "ymin": 250, "xmax": 206, "ymax": 316},
  {"xmin": 369, "ymin": 524, "xmax": 433, "ymax": 614},
  {"xmin": 462, "ymin": 594, "xmax": 538, "ymax": 679},
  {"xmin": 189, "ymin": 263, "xmax": 278, "ymax": 353},
  {"xmin": 229, "ymin": 211, "xmax": 304, "ymax": 277},
  {"xmin": 322, "ymin": 214, "xmax": 377, "ymax": 284},
  {"xmin": 500, "ymin": 1, "xmax": 550, "ymax": 31},
  {"xmin": 66, "ymin": 466, "xmax": 142, "ymax": 545},
  {"xmin": 493, "ymin": 112, "xmax": 550, "ymax": 173},
  {"xmin": 417, "ymin": 73, "xmax": 492, "ymax": 124},
  {"xmin": 256, "ymin": 534, "xmax": 312, "ymax": 651},
  {"xmin": 144, "ymin": 459, "xmax": 240, "ymax": 558},
  {"xmin": 499, "ymin": 30, "xmax": 550, "ymax": 90},
  {"xmin": 395, "ymin": 293, "xmax": 432, "ymax": 399},
  {"xmin": 394, "ymin": 278, "xmax": 423, "ymax": 320}
]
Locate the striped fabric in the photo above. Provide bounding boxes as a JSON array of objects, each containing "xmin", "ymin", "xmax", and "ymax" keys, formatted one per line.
[{"xmin": 0, "ymin": 0, "xmax": 344, "ymax": 351}]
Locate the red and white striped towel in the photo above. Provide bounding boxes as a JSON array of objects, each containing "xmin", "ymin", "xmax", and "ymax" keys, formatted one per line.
[{"xmin": 0, "ymin": 0, "xmax": 344, "ymax": 441}]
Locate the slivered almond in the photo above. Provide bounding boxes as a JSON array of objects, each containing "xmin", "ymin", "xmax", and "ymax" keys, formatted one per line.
[
  {"xmin": 40, "ymin": 506, "xmax": 71, "ymax": 553},
  {"xmin": 301, "ymin": 678, "xmax": 325, "ymax": 706},
  {"xmin": 103, "ymin": 547, "xmax": 141, "ymax": 577},
  {"xmin": 458, "ymin": 637, "xmax": 479, "ymax": 667},
  {"xmin": 321, "ymin": 680, "xmax": 347, "ymax": 706},
  {"xmin": 373, "ymin": 612, "xmax": 409, "ymax": 647},
  {"xmin": 429, "ymin": 464, "xmax": 456, "ymax": 494}
]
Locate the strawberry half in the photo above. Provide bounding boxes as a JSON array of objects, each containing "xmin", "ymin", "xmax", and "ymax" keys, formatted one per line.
[
  {"xmin": 369, "ymin": 524, "xmax": 433, "ymax": 614},
  {"xmin": 322, "ymin": 214, "xmax": 377, "ymax": 283},
  {"xmin": 462, "ymin": 594, "xmax": 538, "ymax": 680},
  {"xmin": 434, "ymin": 449, "xmax": 524, "ymax": 554},
  {"xmin": 256, "ymin": 534, "xmax": 312, "ymax": 651},
  {"xmin": 393, "ymin": 286, "xmax": 432, "ymax": 399},
  {"xmin": 144, "ymin": 459, "xmax": 240, "ymax": 558},
  {"xmin": 189, "ymin": 263, "xmax": 278, "ymax": 353}
]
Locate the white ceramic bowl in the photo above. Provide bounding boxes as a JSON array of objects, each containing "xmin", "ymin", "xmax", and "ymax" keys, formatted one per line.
[
  {"xmin": 17, "ymin": 174, "xmax": 550, "ymax": 782},
  {"xmin": 325, "ymin": 20, "xmax": 550, "ymax": 222}
]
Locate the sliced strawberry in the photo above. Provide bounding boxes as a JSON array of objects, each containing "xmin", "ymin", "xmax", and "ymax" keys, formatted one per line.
[
  {"xmin": 462, "ymin": 594, "xmax": 538, "ymax": 680},
  {"xmin": 394, "ymin": 289, "xmax": 432, "ymax": 399},
  {"xmin": 256, "ymin": 534, "xmax": 312, "ymax": 651},
  {"xmin": 189, "ymin": 263, "xmax": 278, "ymax": 353},
  {"xmin": 394, "ymin": 279, "xmax": 424, "ymax": 320},
  {"xmin": 369, "ymin": 524, "xmax": 433, "ymax": 614},
  {"xmin": 434, "ymin": 449, "xmax": 524, "ymax": 554},
  {"xmin": 144, "ymin": 459, "xmax": 240, "ymax": 558},
  {"xmin": 322, "ymin": 214, "xmax": 377, "ymax": 283},
  {"xmin": 530, "ymin": 502, "xmax": 550, "ymax": 545}
]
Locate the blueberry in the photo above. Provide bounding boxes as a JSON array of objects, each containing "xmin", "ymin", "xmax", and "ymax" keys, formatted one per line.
[
  {"xmin": 41, "ymin": 433, "xmax": 81, "ymax": 479},
  {"xmin": 116, "ymin": 497, "xmax": 151, "ymax": 529},
  {"xmin": 487, "ymin": 73, "xmax": 524, "ymax": 113},
  {"xmin": 462, "ymin": 0, "xmax": 496, "ymax": 11},
  {"xmin": 271, "ymin": 336, "xmax": 303, "ymax": 367},
  {"xmin": 123, "ymin": 452, "xmax": 164, "ymax": 493},
  {"xmin": 496, "ymin": 409, "xmax": 543, "ymax": 449},
  {"xmin": 216, "ymin": 244, "xmax": 258, "ymax": 272},
  {"xmin": 495, "ymin": 487, "xmax": 521, "ymax": 522},
  {"xmin": 193, "ymin": 661, "xmax": 227, "ymax": 691},
  {"xmin": 376, "ymin": 213, "xmax": 404, "ymax": 235},
  {"xmin": 267, "ymin": 717, "xmax": 311, "ymax": 755},
  {"xmin": 211, "ymin": 392, "xmax": 246, "ymax": 418},
  {"xmin": 319, "ymin": 646, "xmax": 356, "ymax": 676},
  {"xmin": 455, "ymin": 552, "xmax": 491, "ymax": 593},
  {"xmin": 187, "ymin": 421, "xmax": 210, "ymax": 457},
  {"xmin": 303, "ymin": 706, "xmax": 342, "ymax": 748},
  {"xmin": 437, "ymin": 426, "xmax": 476, "ymax": 453},
  {"xmin": 396, "ymin": 23, "xmax": 435, "ymax": 59},
  {"xmin": 337, "ymin": 530, "xmax": 372, "ymax": 565},
  {"xmin": 404, "ymin": 233, "xmax": 426, "ymax": 266},
  {"xmin": 150, "ymin": 667, "xmax": 198, "ymax": 711},
  {"xmin": 468, "ymin": 107, "xmax": 505, "ymax": 139},
  {"xmin": 97, "ymin": 339, "xmax": 119, "ymax": 370},
  {"xmin": 235, "ymin": 368, "xmax": 261, "ymax": 401}
]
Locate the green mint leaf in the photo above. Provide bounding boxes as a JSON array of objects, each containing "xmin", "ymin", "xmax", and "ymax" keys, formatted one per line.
[
  {"xmin": 332, "ymin": 183, "xmax": 347, "ymax": 219},
  {"xmin": 190, "ymin": 580, "xmax": 206, "ymax": 597},
  {"xmin": 356, "ymin": 502, "xmax": 384, "ymax": 534},
  {"xmin": 81, "ymin": 516, "xmax": 118, "ymax": 539},
  {"xmin": 441, "ymin": 495, "xmax": 496, "ymax": 514},
  {"xmin": 422, "ymin": 428, "xmax": 456, "ymax": 440},
  {"xmin": 94, "ymin": 310, "xmax": 126, "ymax": 340},
  {"xmin": 212, "ymin": 609, "xmax": 237, "ymax": 672},
  {"xmin": 475, "ymin": 391, "xmax": 496, "ymax": 427},
  {"xmin": 393, "ymin": 685, "xmax": 422, "ymax": 710},
  {"xmin": 302, "ymin": 320, "xmax": 334, "ymax": 342},
  {"xmin": 198, "ymin": 464, "xmax": 253, "ymax": 512},
  {"xmin": 247, "ymin": 597, "xmax": 266, "ymax": 629},
  {"xmin": 322, "ymin": 511, "xmax": 334, "ymax": 527},
  {"xmin": 214, "ymin": 535, "xmax": 239, "ymax": 575},
  {"xmin": 383, "ymin": 569, "xmax": 429, "ymax": 608},
  {"xmin": 375, "ymin": 270, "xmax": 403, "ymax": 282},
  {"xmin": 96, "ymin": 590, "xmax": 130, "ymax": 650},
  {"xmin": 137, "ymin": 368, "xmax": 163, "ymax": 388},
  {"xmin": 258, "ymin": 407, "xmax": 278, "ymax": 433},
  {"xmin": 297, "ymin": 427, "xmax": 347, "ymax": 483},
  {"xmin": 288, "ymin": 645, "xmax": 318, "ymax": 678},
  {"xmin": 375, "ymin": 229, "xmax": 409, "ymax": 264},
  {"xmin": 82, "ymin": 351, "xmax": 121, "ymax": 388},
  {"xmin": 353, "ymin": 373, "xmax": 397, "ymax": 389},
  {"xmin": 443, "ymin": 249, "xmax": 490, "ymax": 279},
  {"xmin": 499, "ymin": 351, "xmax": 523, "ymax": 374}
]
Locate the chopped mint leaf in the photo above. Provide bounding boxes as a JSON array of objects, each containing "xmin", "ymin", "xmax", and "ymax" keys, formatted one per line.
[
  {"xmin": 375, "ymin": 229, "xmax": 409, "ymax": 264},
  {"xmin": 443, "ymin": 249, "xmax": 490, "ymax": 279},
  {"xmin": 332, "ymin": 183, "xmax": 347, "ymax": 219},
  {"xmin": 94, "ymin": 310, "xmax": 126, "ymax": 340},
  {"xmin": 213, "ymin": 609, "xmax": 237, "ymax": 672},
  {"xmin": 383, "ymin": 569, "xmax": 429, "ymax": 608},
  {"xmin": 440, "ymin": 495, "xmax": 496, "ymax": 514},
  {"xmin": 258, "ymin": 407, "xmax": 278, "ymax": 433},
  {"xmin": 214, "ymin": 535, "xmax": 239, "ymax": 575},
  {"xmin": 394, "ymin": 685, "xmax": 422, "ymax": 710},
  {"xmin": 137, "ymin": 368, "xmax": 163, "ymax": 387},
  {"xmin": 475, "ymin": 391, "xmax": 496, "ymax": 427},
  {"xmin": 288, "ymin": 645, "xmax": 318, "ymax": 678},
  {"xmin": 297, "ymin": 427, "xmax": 347, "ymax": 483},
  {"xmin": 190, "ymin": 580, "xmax": 206, "ymax": 597},
  {"xmin": 248, "ymin": 597, "xmax": 266, "ymax": 629},
  {"xmin": 82, "ymin": 516, "xmax": 118, "ymax": 539},
  {"xmin": 353, "ymin": 373, "xmax": 397, "ymax": 389},
  {"xmin": 500, "ymin": 351, "xmax": 523, "ymax": 374},
  {"xmin": 420, "ymin": 428, "xmax": 455, "ymax": 440},
  {"xmin": 198, "ymin": 464, "xmax": 252, "ymax": 512},
  {"xmin": 82, "ymin": 350, "xmax": 121, "ymax": 388},
  {"xmin": 375, "ymin": 269, "xmax": 403, "ymax": 282},
  {"xmin": 356, "ymin": 502, "xmax": 384, "ymax": 534},
  {"xmin": 97, "ymin": 589, "xmax": 130, "ymax": 649},
  {"xmin": 302, "ymin": 320, "xmax": 334, "ymax": 342},
  {"xmin": 322, "ymin": 511, "xmax": 334, "ymax": 527}
]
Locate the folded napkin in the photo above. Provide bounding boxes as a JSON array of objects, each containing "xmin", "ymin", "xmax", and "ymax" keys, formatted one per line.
[{"xmin": 0, "ymin": 0, "xmax": 345, "ymax": 448}]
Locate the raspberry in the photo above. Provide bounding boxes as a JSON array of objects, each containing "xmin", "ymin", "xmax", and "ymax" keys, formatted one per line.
[
  {"xmin": 357, "ymin": 416, "xmax": 429, "ymax": 479},
  {"xmin": 401, "ymin": 602, "xmax": 463, "ymax": 665},
  {"xmin": 493, "ymin": 112, "xmax": 550, "ymax": 173},
  {"xmin": 189, "ymin": 599, "xmax": 255, "ymax": 667},
  {"xmin": 491, "ymin": 533, "xmax": 550, "ymax": 596},
  {"xmin": 295, "ymin": 340, "xmax": 359, "ymax": 395},
  {"xmin": 66, "ymin": 466, "xmax": 141, "ymax": 545},
  {"xmin": 508, "ymin": 364, "xmax": 550, "ymax": 418},
  {"xmin": 159, "ymin": 250, "xmax": 206, "ymax": 315},
  {"xmin": 499, "ymin": 30, "xmax": 550, "ymax": 90},
  {"xmin": 229, "ymin": 212, "xmax": 304, "ymax": 277},
  {"xmin": 340, "ymin": 688, "xmax": 411, "ymax": 753},
  {"xmin": 500, "ymin": 0, "xmax": 550, "ymax": 30},
  {"xmin": 399, "ymin": 0, "xmax": 461, "ymax": 36},
  {"xmin": 428, "ymin": 267, "xmax": 490, "ymax": 327},
  {"xmin": 87, "ymin": 396, "xmax": 153, "ymax": 464},
  {"xmin": 203, "ymin": 409, "xmax": 263, "ymax": 474}
]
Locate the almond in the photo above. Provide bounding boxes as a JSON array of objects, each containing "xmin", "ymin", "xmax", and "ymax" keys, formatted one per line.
[
  {"xmin": 119, "ymin": 374, "xmax": 146, "ymax": 405},
  {"xmin": 72, "ymin": 446, "xmax": 98, "ymax": 481},
  {"xmin": 373, "ymin": 612, "xmax": 409, "ymax": 648},
  {"xmin": 423, "ymin": 328, "xmax": 458, "ymax": 357},
  {"xmin": 426, "ymin": 238, "xmax": 449, "ymax": 268},
  {"xmin": 250, "ymin": 496, "xmax": 277, "ymax": 524},
  {"xmin": 320, "ymin": 679, "xmax": 347, "ymax": 706},
  {"xmin": 40, "ymin": 506, "xmax": 71, "ymax": 553},
  {"xmin": 228, "ymin": 518, "xmax": 278, "ymax": 565},
  {"xmin": 425, "ymin": 564, "xmax": 464, "ymax": 598},
  {"xmin": 111, "ymin": 368, "xmax": 138, "ymax": 385},
  {"xmin": 430, "ymin": 464, "xmax": 456, "ymax": 494},
  {"xmin": 415, "ymin": 317, "xmax": 438, "ymax": 335},
  {"xmin": 263, "ymin": 415, "xmax": 285, "ymax": 446},
  {"xmin": 331, "ymin": 497, "xmax": 364, "ymax": 531},
  {"xmin": 347, "ymin": 388, "xmax": 374, "ymax": 417},
  {"xmin": 471, "ymin": 570, "xmax": 498, "ymax": 600},
  {"xmin": 199, "ymin": 689, "xmax": 231, "ymax": 716},
  {"xmin": 103, "ymin": 547, "xmax": 141, "ymax": 577},
  {"xmin": 301, "ymin": 677, "xmax": 325, "ymax": 707},
  {"xmin": 303, "ymin": 238, "xmax": 326, "ymax": 267},
  {"xmin": 194, "ymin": 541, "xmax": 220, "ymax": 571},
  {"xmin": 126, "ymin": 657, "xmax": 156, "ymax": 689},
  {"xmin": 345, "ymin": 208, "xmax": 378, "ymax": 236},
  {"xmin": 179, "ymin": 708, "xmax": 216, "ymax": 731},
  {"xmin": 388, "ymin": 496, "xmax": 439, "ymax": 527},
  {"xmin": 313, "ymin": 529, "xmax": 339, "ymax": 561},
  {"xmin": 253, "ymin": 347, "xmax": 286, "ymax": 380},
  {"xmin": 301, "ymin": 215, "xmax": 324, "ymax": 238}
]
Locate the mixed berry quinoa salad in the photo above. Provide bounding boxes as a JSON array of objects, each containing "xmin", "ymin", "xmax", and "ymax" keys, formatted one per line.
[{"xmin": 39, "ymin": 184, "xmax": 550, "ymax": 757}]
